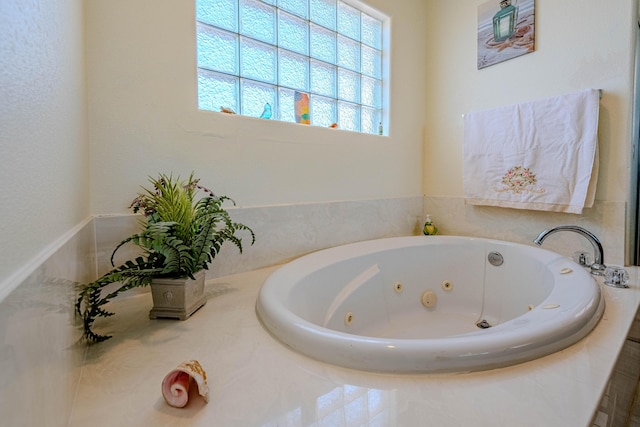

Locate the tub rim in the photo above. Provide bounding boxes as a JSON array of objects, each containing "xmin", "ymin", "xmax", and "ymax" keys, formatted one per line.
[{"xmin": 256, "ymin": 235, "xmax": 605, "ymax": 373}]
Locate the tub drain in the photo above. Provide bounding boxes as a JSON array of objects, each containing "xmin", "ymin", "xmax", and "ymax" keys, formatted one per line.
[{"xmin": 476, "ymin": 319, "xmax": 492, "ymax": 329}]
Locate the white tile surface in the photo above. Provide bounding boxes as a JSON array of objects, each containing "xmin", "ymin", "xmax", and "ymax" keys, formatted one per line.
[
  {"xmin": 67, "ymin": 265, "xmax": 640, "ymax": 427},
  {"xmin": 424, "ymin": 196, "xmax": 626, "ymax": 266},
  {"xmin": 0, "ymin": 223, "xmax": 93, "ymax": 426},
  {"xmin": 94, "ymin": 197, "xmax": 424, "ymax": 279},
  {"xmin": 1, "ymin": 200, "xmax": 637, "ymax": 427}
]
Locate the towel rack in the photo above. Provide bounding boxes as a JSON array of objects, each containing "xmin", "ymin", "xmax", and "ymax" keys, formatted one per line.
[{"xmin": 461, "ymin": 89, "xmax": 603, "ymax": 118}]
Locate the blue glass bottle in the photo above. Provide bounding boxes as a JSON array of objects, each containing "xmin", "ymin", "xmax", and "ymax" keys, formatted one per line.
[{"xmin": 492, "ymin": 0, "xmax": 517, "ymax": 42}]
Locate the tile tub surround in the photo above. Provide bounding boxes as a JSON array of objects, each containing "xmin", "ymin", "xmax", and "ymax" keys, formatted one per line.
[
  {"xmin": 424, "ymin": 196, "xmax": 625, "ymax": 266},
  {"xmin": 0, "ymin": 221, "xmax": 94, "ymax": 427},
  {"xmin": 0, "ymin": 195, "xmax": 636, "ymax": 426},
  {"xmin": 95, "ymin": 196, "xmax": 425, "ymax": 279},
  {"xmin": 66, "ymin": 266, "xmax": 640, "ymax": 427},
  {"xmin": 597, "ymin": 339, "xmax": 640, "ymax": 426},
  {"xmin": 0, "ymin": 198, "xmax": 420, "ymax": 427}
]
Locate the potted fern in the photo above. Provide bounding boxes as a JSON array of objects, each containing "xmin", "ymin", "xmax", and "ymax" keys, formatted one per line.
[{"xmin": 76, "ymin": 173, "xmax": 255, "ymax": 342}]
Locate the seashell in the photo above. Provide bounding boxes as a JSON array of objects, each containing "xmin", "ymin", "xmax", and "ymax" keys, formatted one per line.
[{"xmin": 161, "ymin": 360, "xmax": 209, "ymax": 408}]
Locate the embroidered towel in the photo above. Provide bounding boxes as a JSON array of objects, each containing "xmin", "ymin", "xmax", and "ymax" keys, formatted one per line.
[{"xmin": 462, "ymin": 88, "xmax": 600, "ymax": 214}]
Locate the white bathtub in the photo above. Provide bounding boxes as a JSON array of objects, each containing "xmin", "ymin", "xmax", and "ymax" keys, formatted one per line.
[{"xmin": 256, "ymin": 236, "xmax": 605, "ymax": 373}]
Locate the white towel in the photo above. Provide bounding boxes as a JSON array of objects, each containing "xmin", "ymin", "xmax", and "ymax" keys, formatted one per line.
[{"xmin": 462, "ymin": 88, "xmax": 600, "ymax": 214}]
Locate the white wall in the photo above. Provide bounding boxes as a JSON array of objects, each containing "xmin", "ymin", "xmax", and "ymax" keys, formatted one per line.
[
  {"xmin": 422, "ymin": 0, "xmax": 637, "ymax": 263},
  {"xmin": 2, "ymin": 0, "xmax": 638, "ymax": 292},
  {"xmin": 424, "ymin": 0, "xmax": 635, "ymax": 201},
  {"xmin": 86, "ymin": 0, "xmax": 428, "ymax": 214},
  {"xmin": 0, "ymin": 0, "xmax": 90, "ymax": 294}
]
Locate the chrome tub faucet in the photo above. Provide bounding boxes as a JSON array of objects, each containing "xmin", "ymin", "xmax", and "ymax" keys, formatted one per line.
[{"xmin": 533, "ymin": 225, "xmax": 606, "ymax": 276}]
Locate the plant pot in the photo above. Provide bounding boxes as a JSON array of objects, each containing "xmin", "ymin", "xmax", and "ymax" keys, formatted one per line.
[{"xmin": 149, "ymin": 270, "xmax": 207, "ymax": 320}]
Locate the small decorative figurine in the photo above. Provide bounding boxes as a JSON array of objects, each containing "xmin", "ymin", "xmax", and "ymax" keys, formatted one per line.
[
  {"xmin": 423, "ymin": 214, "xmax": 438, "ymax": 236},
  {"xmin": 259, "ymin": 103, "xmax": 272, "ymax": 119},
  {"xmin": 294, "ymin": 91, "xmax": 310, "ymax": 124}
]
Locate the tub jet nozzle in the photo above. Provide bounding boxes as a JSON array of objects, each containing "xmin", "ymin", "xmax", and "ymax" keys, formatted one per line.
[{"xmin": 476, "ymin": 320, "xmax": 492, "ymax": 329}]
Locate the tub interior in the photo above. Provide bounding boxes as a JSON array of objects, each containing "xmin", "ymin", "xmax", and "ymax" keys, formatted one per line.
[{"xmin": 286, "ymin": 240, "xmax": 555, "ymax": 339}]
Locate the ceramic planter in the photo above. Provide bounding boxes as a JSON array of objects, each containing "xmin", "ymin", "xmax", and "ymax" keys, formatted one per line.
[{"xmin": 149, "ymin": 270, "xmax": 207, "ymax": 320}]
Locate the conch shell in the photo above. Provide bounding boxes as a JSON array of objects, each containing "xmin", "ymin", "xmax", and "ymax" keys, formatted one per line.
[{"xmin": 161, "ymin": 360, "xmax": 209, "ymax": 408}]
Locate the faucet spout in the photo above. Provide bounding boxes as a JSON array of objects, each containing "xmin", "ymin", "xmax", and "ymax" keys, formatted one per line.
[{"xmin": 533, "ymin": 225, "xmax": 606, "ymax": 275}]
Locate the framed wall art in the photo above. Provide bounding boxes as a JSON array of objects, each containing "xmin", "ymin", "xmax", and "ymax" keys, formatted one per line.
[{"xmin": 477, "ymin": 0, "xmax": 535, "ymax": 69}]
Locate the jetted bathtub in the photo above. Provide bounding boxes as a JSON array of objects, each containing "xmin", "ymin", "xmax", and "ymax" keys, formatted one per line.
[{"xmin": 256, "ymin": 236, "xmax": 605, "ymax": 373}]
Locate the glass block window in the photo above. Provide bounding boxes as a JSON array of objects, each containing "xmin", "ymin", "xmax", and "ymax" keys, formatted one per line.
[{"xmin": 196, "ymin": 0, "xmax": 386, "ymax": 135}]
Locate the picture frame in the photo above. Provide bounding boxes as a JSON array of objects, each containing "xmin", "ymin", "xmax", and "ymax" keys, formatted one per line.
[{"xmin": 477, "ymin": 0, "xmax": 535, "ymax": 69}]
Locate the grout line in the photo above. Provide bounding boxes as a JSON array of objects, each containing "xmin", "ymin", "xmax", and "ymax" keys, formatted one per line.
[{"xmin": 66, "ymin": 343, "xmax": 90, "ymax": 427}]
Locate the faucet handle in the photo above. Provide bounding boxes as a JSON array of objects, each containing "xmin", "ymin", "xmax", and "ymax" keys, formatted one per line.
[
  {"xmin": 604, "ymin": 266, "xmax": 630, "ymax": 288},
  {"xmin": 572, "ymin": 251, "xmax": 591, "ymax": 267}
]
